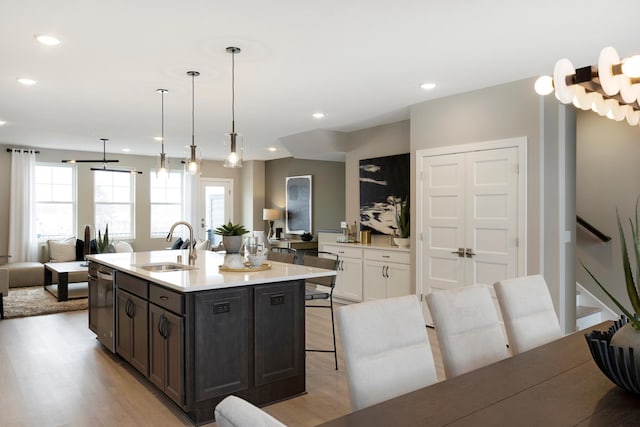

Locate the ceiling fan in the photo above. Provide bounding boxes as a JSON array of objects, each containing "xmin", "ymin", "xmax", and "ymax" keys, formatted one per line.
[
  {"xmin": 62, "ymin": 138, "xmax": 119, "ymax": 164},
  {"xmin": 62, "ymin": 138, "xmax": 142, "ymax": 174}
]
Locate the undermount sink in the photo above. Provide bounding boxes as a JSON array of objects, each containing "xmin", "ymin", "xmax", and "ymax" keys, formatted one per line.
[{"xmin": 136, "ymin": 262, "xmax": 197, "ymax": 272}]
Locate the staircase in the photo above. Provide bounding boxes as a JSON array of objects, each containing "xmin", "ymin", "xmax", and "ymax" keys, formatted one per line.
[{"xmin": 576, "ymin": 282, "xmax": 617, "ymax": 330}]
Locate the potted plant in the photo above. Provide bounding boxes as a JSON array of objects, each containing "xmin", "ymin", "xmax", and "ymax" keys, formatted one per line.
[
  {"xmin": 393, "ymin": 197, "xmax": 410, "ymax": 248},
  {"xmin": 214, "ymin": 221, "xmax": 249, "ymax": 254},
  {"xmin": 96, "ymin": 224, "xmax": 112, "ymax": 253},
  {"xmin": 583, "ymin": 199, "xmax": 640, "ymax": 392}
]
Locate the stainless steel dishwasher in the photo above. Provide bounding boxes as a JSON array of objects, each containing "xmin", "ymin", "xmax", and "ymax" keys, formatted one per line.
[{"xmin": 88, "ymin": 262, "xmax": 115, "ymax": 352}]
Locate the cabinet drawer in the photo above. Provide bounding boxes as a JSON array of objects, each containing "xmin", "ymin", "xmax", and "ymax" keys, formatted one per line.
[
  {"xmin": 323, "ymin": 245, "xmax": 362, "ymax": 259},
  {"xmin": 150, "ymin": 284, "xmax": 184, "ymax": 315},
  {"xmin": 117, "ymin": 272, "xmax": 148, "ymax": 298},
  {"xmin": 364, "ymin": 249, "xmax": 410, "ymax": 264}
]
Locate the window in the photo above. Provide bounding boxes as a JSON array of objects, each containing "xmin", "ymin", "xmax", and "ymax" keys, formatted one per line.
[
  {"xmin": 35, "ymin": 164, "xmax": 76, "ymax": 240},
  {"xmin": 94, "ymin": 170, "xmax": 134, "ymax": 239},
  {"xmin": 150, "ymin": 170, "xmax": 183, "ymax": 238}
]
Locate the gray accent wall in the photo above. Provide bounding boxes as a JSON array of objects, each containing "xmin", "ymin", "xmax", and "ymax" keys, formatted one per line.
[
  {"xmin": 264, "ymin": 157, "xmax": 345, "ymax": 237},
  {"xmin": 410, "ymin": 78, "xmax": 577, "ymax": 333},
  {"xmin": 576, "ymin": 109, "xmax": 640, "ymax": 314}
]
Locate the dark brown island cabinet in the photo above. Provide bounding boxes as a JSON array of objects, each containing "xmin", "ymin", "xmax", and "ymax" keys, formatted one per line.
[{"xmin": 88, "ymin": 260, "xmax": 305, "ymax": 425}]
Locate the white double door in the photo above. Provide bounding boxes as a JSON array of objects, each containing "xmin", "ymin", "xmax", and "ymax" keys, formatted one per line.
[{"xmin": 418, "ymin": 142, "xmax": 524, "ymax": 296}]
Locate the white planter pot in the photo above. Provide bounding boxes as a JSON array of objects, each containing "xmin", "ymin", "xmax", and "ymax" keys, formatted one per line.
[{"xmin": 394, "ymin": 237, "xmax": 410, "ymax": 248}]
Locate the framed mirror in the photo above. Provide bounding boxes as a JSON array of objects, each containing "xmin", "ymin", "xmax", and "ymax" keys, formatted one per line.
[{"xmin": 286, "ymin": 175, "xmax": 312, "ymax": 234}]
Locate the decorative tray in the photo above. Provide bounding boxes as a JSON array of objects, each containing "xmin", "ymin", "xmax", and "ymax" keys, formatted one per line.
[{"xmin": 219, "ymin": 263, "xmax": 271, "ymax": 273}]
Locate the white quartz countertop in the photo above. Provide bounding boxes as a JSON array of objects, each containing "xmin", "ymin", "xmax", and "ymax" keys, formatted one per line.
[{"xmin": 86, "ymin": 249, "xmax": 336, "ymax": 293}]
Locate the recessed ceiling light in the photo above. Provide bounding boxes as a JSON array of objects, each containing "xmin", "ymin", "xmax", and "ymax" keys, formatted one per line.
[
  {"xmin": 154, "ymin": 136, "xmax": 163, "ymax": 141},
  {"xmin": 420, "ymin": 82, "xmax": 436, "ymax": 90},
  {"xmin": 35, "ymin": 35, "xmax": 61, "ymax": 46},
  {"xmin": 122, "ymin": 148, "xmax": 131, "ymax": 152},
  {"xmin": 312, "ymin": 112, "xmax": 325, "ymax": 119},
  {"xmin": 17, "ymin": 78, "xmax": 37, "ymax": 86},
  {"xmin": 268, "ymin": 147, "xmax": 277, "ymax": 152}
]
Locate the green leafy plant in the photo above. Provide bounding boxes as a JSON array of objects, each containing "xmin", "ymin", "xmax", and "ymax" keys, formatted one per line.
[
  {"xmin": 96, "ymin": 224, "xmax": 110, "ymax": 253},
  {"xmin": 581, "ymin": 199, "xmax": 640, "ymax": 330},
  {"xmin": 213, "ymin": 221, "xmax": 249, "ymax": 236},
  {"xmin": 394, "ymin": 197, "xmax": 410, "ymax": 238}
]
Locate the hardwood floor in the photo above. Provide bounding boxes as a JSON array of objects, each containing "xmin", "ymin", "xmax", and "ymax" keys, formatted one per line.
[{"xmin": 0, "ymin": 302, "xmax": 444, "ymax": 426}]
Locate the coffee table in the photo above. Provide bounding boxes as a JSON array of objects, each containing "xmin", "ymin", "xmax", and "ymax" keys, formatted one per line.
[{"xmin": 44, "ymin": 261, "xmax": 89, "ymax": 302}]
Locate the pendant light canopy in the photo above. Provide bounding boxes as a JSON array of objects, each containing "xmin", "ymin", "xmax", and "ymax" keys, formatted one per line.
[
  {"xmin": 156, "ymin": 88, "xmax": 169, "ymax": 178},
  {"xmin": 224, "ymin": 46, "xmax": 243, "ymax": 168},
  {"xmin": 185, "ymin": 70, "xmax": 201, "ymax": 175}
]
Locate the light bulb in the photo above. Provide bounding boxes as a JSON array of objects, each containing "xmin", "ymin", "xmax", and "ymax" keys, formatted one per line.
[
  {"xmin": 534, "ymin": 75, "xmax": 554, "ymax": 95},
  {"xmin": 188, "ymin": 161, "xmax": 198, "ymax": 173},
  {"xmin": 622, "ymin": 55, "xmax": 640, "ymax": 78},
  {"xmin": 227, "ymin": 151, "xmax": 239, "ymax": 166},
  {"xmin": 157, "ymin": 167, "xmax": 168, "ymax": 179}
]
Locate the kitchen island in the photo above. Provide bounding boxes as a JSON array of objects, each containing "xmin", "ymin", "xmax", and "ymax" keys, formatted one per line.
[{"xmin": 86, "ymin": 249, "xmax": 336, "ymax": 425}]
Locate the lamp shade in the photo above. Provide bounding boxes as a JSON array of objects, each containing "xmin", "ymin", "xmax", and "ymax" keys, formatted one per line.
[{"xmin": 263, "ymin": 209, "xmax": 281, "ymax": 221}]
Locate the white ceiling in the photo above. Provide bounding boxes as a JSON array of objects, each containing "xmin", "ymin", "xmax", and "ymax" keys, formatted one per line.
[{"xmin": 1, "ymin": 0, "xmax": 639, "ymax": 162}]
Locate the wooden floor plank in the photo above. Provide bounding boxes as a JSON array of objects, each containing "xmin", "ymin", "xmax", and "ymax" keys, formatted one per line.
[{"xmin": 0, "ymin": 301, "xmax": 444, "ymax": 426}]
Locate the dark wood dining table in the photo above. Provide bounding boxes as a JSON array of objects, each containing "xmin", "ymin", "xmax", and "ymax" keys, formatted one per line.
[{"xmin": 319, "ymin": 321, "xmax": 640, "ymax": 426}]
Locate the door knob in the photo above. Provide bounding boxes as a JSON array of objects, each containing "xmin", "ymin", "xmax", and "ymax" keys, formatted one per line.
[
  {"xmin": 451, "ymin": 248, "xmax": 465, "ymax": 258},
  {"xmin": 465, "ymin": 248, "xmax": 476, "ymax": 258}
]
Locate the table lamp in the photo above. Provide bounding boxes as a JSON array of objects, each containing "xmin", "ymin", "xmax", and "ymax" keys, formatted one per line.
[{"xmin": 263, "ymin": 209, "xmax": 281, "ymax": 240}]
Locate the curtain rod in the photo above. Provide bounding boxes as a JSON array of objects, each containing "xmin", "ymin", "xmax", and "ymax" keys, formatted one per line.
[{"xmin": 6, "ymin": 148, "xmax": 40, "ymax": 154}]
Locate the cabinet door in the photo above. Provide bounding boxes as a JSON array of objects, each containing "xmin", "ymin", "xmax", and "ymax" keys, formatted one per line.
[
  {"xmin": 386, "ymin": 262, "xmax": 411, "ymax": 298},
  {"xmin": 254, "ymin": 281, "xmax": 304, "ymax": 386},
  {"xmin": 117, "ymin": 289, "xmax": 149, "ymax": 376},
  {"xmin": 363, "ymin": 260, "xmax": 387, "ymax": 301},
  {"xmin": 149, "ymin": 304, "xmax": 184, "ymax": 406},
  {"xmin": 193, "ymin": 288, "xmax": 249, "ymax": 401},
  {"xmin": 116, "ymin": 290, "xmax": 133, "ymax": 362},
  {"xmin": 335, "ymin": 257, "xmax": 363, "ymax": 302}
]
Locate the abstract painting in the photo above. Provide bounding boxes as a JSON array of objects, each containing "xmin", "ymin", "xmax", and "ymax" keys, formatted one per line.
[{"xmin": 359, "ymin": 153, "xmax": 409, "ymax": 235}]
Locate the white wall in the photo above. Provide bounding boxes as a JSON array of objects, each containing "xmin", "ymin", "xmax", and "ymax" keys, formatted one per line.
[{"xmin": 0, "ymin": 145, "xmax": 248, "ymax": 253}]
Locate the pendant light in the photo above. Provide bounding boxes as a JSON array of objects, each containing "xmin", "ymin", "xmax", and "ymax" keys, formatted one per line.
[
  {"xmin": 156, "ymin": 88, "xmax": 169, "ymax": 179},
  {"xmin": 185, "ymin": 70, "xmax": 201, "ymax": 175},
  {"xmin": 224, "ymin": 47, "xmax": 243, "ymax": 168}
]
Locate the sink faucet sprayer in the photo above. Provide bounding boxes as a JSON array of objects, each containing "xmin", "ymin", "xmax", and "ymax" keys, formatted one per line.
[{"xmin": 166, "ymin": 221, "xmax": 196, "ymax": 265}]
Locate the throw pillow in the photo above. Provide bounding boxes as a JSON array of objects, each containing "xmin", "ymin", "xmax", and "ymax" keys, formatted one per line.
[
  {"xmin": 194, "ymin": 239, "xmax": 211, "ymax": 250},
  {"xmin": 48, "ymin": 237, "xmax": 77, "ymax": 262},
  {"xmin": 75, "ymin": 239, "xmax": 85, "ymax": 261},
  {"xmin": 180, "ymin": 239, "xmax": 191, "ymax": 249},
  {"xmin": 114, "ymin": 241, "xmax": 134, "ymax": 253}
]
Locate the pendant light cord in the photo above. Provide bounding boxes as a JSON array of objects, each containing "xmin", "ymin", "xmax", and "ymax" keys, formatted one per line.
[
  {"xmin": 191, "ymin": 73, "xmax": 195, "ymax": 146},
  {"xmin": 231, "ymin": 49, "xmax": 235, "ymax": 134},
  {"xmin": 161, "ymin": 90, "xmax": 165, "ymax": 154}
]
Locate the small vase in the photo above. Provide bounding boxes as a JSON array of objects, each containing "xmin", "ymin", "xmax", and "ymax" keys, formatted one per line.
[
  {"xmin": 610, "ymin": 321, "xmax": 640, "ymax": 366},
  {"xmin": 394, "ymin": 237, "xmax": 410, "ymax": 248}
]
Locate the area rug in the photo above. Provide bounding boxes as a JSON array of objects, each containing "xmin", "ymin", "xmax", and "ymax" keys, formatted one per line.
[{"xmin": 2, "ymin": 286, "xmax": 87, "ymax": 319}]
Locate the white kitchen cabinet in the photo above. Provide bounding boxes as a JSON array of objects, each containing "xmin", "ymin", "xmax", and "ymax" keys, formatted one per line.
[
  {"xmin": 363, "ymin": 249, "xmax": 411, "ymax": 301},
  {"xmin": 321, "ymin": 245, "xmax": 363, "ymax": 302}
]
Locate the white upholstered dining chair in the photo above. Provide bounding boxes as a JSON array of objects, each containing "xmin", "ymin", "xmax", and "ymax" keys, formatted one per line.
[
  {"xmin": 336, "ymin": 294, "xmax": 438, "ymax": 410},
  {"xmin": 214, "ymin": 395, "xmax": 286, "ymax": 427},
  {"xmin": 426, "ymin": 284, "xmax": 509, "ymax": 378},
  {"xmin": 493, "ymin": 274, "xmax": 562, "ymax": 354}
]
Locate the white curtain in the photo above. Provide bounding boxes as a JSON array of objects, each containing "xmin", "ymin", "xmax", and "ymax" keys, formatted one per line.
[{"xmin": 8, "ymin": 150, "xmax": 38, "ymax": 262}]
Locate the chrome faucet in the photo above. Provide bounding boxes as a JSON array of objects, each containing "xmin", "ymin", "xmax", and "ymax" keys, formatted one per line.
[{"xmin": 166, "ymin": 221, "xmax": 196, "ymax": 265}]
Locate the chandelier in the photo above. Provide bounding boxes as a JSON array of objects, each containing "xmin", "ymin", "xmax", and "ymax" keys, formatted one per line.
[{"xmin": 535, "ymin": 46, "xmax": 640, "ymax": 126}]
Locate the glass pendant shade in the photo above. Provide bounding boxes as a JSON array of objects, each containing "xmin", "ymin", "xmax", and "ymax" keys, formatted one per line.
[
  {"xmin": 224, "ymin": 132, "xmax": 243, "ymax": 168},
  {"xmin": 185, "ymin": 144, "xmax": 201, "ymax": 175},
  {"xmin": 156, "ymin": 152, "xmax": 168, "ymax": 179}
]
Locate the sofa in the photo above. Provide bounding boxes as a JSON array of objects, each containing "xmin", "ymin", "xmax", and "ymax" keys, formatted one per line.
[{"xmin": 0, "ymin": 239, "xmax": 90, "ymax": 290}]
